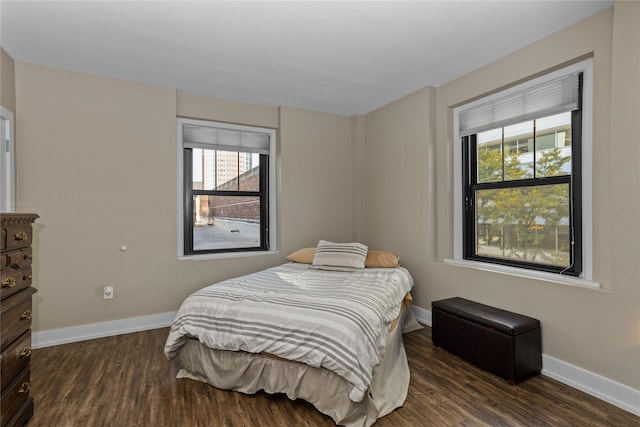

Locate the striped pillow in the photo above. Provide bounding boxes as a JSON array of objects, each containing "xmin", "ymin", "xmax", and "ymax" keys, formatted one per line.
[{"xmin": 312, "ymin": 240, "xmax": 368, "ymax": 271}]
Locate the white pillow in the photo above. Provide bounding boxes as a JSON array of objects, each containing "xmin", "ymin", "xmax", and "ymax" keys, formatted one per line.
[{"xmin": 312, "ymin": 240, "xmax": 368, "ymax": 271}]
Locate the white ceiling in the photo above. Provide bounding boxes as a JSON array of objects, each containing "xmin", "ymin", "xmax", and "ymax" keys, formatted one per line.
[{"xmin": 1, "ymin": 1, "xmax": 612, "ymax": 116}]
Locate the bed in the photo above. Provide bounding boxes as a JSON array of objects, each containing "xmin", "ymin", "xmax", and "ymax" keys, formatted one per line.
[{"xmin": 164, "ymin": 243, "xmax": 421, "ymax": 427}]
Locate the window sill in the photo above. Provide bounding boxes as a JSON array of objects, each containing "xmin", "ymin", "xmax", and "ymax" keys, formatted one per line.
[
  {"xmin": 178, "ymin": 250, "xmax": 279, "ymax": 261},
  {"xmin": 443, "ymin": 258, "xmax": 600, "ymax": 289}
]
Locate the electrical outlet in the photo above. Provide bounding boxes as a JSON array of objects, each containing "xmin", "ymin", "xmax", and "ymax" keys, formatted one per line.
[{"xmin": 104, "ymin": 285, "xmax": 114, "ymax": 299}]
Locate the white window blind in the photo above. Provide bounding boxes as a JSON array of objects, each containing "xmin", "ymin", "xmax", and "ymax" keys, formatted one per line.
[
  {"xmin": 182, "ymin": 123, "xmax": 270, "ymax": 154},
  {"xmin": 458, "ymin": 72, "xmax": 580, "ymax": 137}
]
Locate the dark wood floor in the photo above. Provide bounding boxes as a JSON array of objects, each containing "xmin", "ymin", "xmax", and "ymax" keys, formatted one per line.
[{"xmin": 28, "ymin": 325, "xmax": 639, "ymax": 426}]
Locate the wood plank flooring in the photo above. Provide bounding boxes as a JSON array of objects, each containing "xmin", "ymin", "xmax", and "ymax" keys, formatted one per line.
[{"xmin": 28, "ymin": 325, "xmax": 639, "ymax": 426}]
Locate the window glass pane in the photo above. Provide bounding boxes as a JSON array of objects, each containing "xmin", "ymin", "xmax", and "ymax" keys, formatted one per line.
[
  {"xmin": 535, "ymin": 112, "xmax": 572, "ymax": 177},
  {"xmin": 477, "ymin": 128, "xmax": 503, "ymax": 183},
  {"xmin": 214, "ymin": 150, "xmax": 239, "ymax": 190},
  {"xmin": 475, "ymin": 184, "xmax": 570, "ymax": 267},
  {"xmin": 192, "ymin": 195, "xmax": 261, "ymax": 250},
  {"xmin": 192, "ymin": 148, "xmax": 204, "ymax": 190},
  {"xmin": 192, "ymin": 148, "xmax": 217, "ymax": 190},
  {"xmin": 503, "ymin": 121, "xmax": 534, "ymax": 180},
  {"xmin": 192, "ymin": 149, "xmax": 261, "ymax": 191},
  {"xmin": 239, "ymin": 153, "xmax": 261, "ymax": 191}
]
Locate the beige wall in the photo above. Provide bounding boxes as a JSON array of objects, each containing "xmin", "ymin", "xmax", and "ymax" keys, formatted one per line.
[
  {"xmin": 278, "ymin": 106, "xmax": 354, "ymax": 253},
  {"xmin": 359, "ymin": 86, "xmax": 435, "ymax": 305},
  {"xmin": 420, "ymin": 4, "xmax": 637, "ymax": 390},
  {"xmin": 608, "ymin": 0, "xmax": 640, "ymax": 387},
  {"xmin": 14, "ymin": 63, "xmax": 354, "ymax": 332},
  {"xmin": 1, "ymin": 48, "xmax": 16, "ymax": 112},
  {"xmin": 177, "ymin": 92, "xmax": 278, "ymax": 129}
]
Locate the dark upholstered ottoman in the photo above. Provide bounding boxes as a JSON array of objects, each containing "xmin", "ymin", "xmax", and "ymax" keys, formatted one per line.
[{"xmin": 432, "ymin": 297, "xmax": 542, "ymax": 384}]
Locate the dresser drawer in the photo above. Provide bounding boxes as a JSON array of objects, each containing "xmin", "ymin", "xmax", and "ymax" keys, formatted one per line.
[
  {"xmin": 0, "ymin": 266, "xmax": 32, "ymax": 301},
  {"xmin": 1, "ymin": 247, "xmax": 32, "ymax": 270},
  {"xmin": 0, "ymin": 331, "xmax": 31, "ymax": 393},
  {"xmin": 0, "ymin": 367, "xmax": 31, "ymax": 427},
  {"xmin": 1, "ymin": 225, "xmax": 33, "ymax": 252},
  {"xmin": 0, "ymin": 289, "xmax": 34, "ymax": 350},
  {"xmin": 0, "ymin": 213, "xmax": 37, "ymax": 427}
]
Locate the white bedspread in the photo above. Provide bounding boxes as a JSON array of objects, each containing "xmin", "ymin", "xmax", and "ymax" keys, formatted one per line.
[{"xmin": 164, "ymin": 262, "xmax": 414, "ymax": 402}]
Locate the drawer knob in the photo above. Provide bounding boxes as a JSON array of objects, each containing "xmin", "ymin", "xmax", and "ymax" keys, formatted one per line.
[
  {"xmin": 2, "ymin": 277, "xmax": 16, "ymax": 288},
  {"xmin": 19, "ymin": 347, "xmax": 32, "ymax": 359},
  {"xmin": 15, "ymin": 231, "xmax": 29, "ymax": 241},
  {"xmin": 20, "ymin": 309, "xmax": 32, "ymax": 320},
  {"xmin": 18, "ymin": 381, "xmax": 30, "ymax": 394}
]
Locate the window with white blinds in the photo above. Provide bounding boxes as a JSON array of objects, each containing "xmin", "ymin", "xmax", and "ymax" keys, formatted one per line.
[
  {"xmin": 451, "ymin": 58, "xmax": 596, "ymax": 285},
  {"xmin": 177, "ymin": 118, "xmax": 277, "ymax": 258}
]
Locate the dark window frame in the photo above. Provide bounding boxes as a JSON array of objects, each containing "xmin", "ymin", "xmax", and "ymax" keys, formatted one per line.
[
  {"xmin": 183, "ymin": 148, "xmax": 269, "ymax": 255},
  {"xmin": 462, "ymin": 75, "xmax": 583, "ymax": 276}
]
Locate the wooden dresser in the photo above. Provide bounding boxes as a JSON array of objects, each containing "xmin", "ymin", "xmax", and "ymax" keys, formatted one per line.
[{"xmin": 1, "ymin": 213, "xmax": 38, "ymax": 427}]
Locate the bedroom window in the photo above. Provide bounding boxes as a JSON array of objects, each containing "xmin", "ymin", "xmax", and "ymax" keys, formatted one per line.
[
  {"xmin": 177, "ymin": 118, "xmax": 276, "ymax": 257},
  {"xmin": 452, "ymin": 58, "xmax": 595, "ymax": 284}
]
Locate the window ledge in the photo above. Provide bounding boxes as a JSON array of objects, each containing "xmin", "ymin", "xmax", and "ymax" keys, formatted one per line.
[
  {"xmin": 178, "ymin": 250, "xmax": 279, "ymax": 261},
  {"xmin": 443, "ymin": 258, "xmax": 600, "ymax": 289}
]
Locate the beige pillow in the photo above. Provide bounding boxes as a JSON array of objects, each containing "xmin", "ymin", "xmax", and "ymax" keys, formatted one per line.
[
  {"xmin": 286, "ymin": 247, "xmax": 316, "ymax": 264},
  {"xmin": 365, "ymin": 250, "xmax": 400, "ymax": 268},
  {"xmin": 287, "ymin": 247, "xmax": 400, "ymax": 268}
]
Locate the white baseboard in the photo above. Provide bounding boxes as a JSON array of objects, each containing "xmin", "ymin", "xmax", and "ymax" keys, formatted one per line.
[
  {"xmin": 33, "ymin": 307, "xmax": 639, "ymax": 417},
  {"xmin": 412, "ymin": 304, "xmax": 432, "ymax": 326},
  {"xmin": 411, "ymin": 305, "xmax": 639, "ymax": 417},
  {"xmin": 31, "ymin": 311, "xmax": 177, "ymax": 349},
  {"xmin": 542, "ymin": 354, "xmax": 640, "ymax": 417}
]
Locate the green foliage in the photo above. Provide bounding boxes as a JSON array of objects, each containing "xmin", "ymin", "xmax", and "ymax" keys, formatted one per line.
[{"xmin": 475, "ymin": 147, "xmax": 571, "ymax": 266}]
